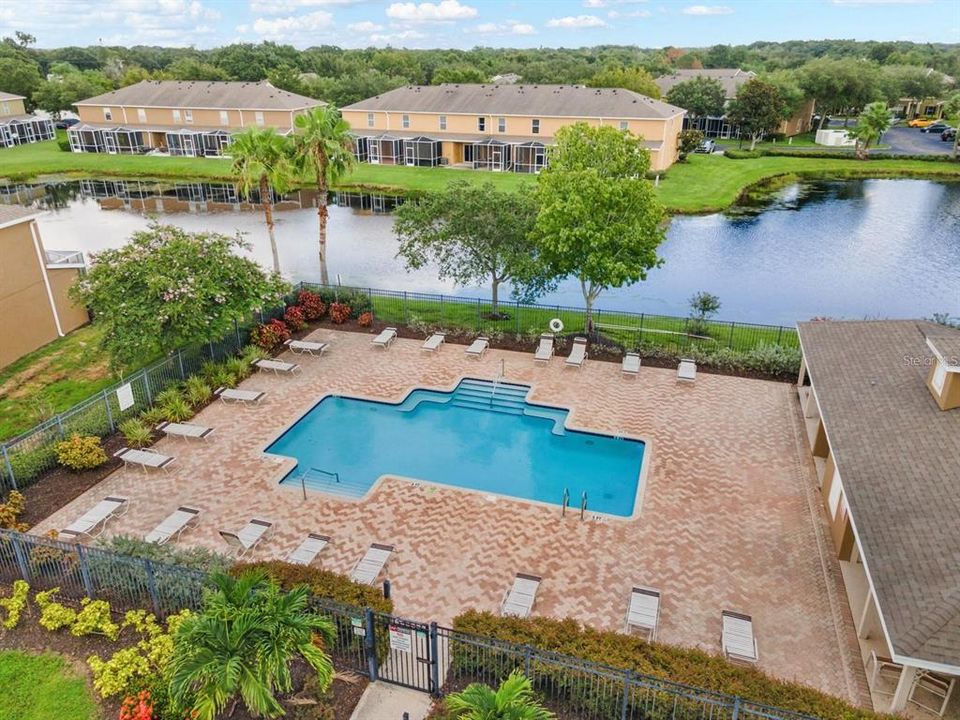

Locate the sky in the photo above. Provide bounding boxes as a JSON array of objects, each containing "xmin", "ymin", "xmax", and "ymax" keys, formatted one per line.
[{"xmin": 1, "ymin": 0, "xmax": 958, "ymax": 50}]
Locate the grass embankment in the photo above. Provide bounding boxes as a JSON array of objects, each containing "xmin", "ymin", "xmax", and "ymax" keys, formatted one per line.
[
  {"xmin": 0, "ymin": 650, "xmax": 98, "ymax": 720},
  {"xmin": 0, "ymin": 325, "xmax": 118, "ymax": 442}
]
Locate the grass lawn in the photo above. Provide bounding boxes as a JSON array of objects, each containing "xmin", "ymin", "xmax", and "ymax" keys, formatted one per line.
[
  {"xmin": 0, "ymin": 325, "xmax": 119, "ymax": 442},
  {"xmin": 0, "ymin": 650, "xmax": 98, "ymax": 720}
]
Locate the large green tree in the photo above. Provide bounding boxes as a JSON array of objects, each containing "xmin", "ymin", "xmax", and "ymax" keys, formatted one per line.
[
  {"xmin": 230, "ymin": 127, "xmax": 296, "ymax": 275},
  {"xmin": 446, "ymin": 670, "xmax": 555, "ymax": 720},
  {"xmin": 71, "ymin": 224, "xmax": 287, "ymax": 368},
  {"xmin": 533, "ymin": 123, "xmax": 666, "ymax": 328},
  {"xmin": 588, "ymin": 65, "xmax": 661, "ymax": 98},
  {"xmin": 31, "ymin": 67, "xmax": 113, "ymax": 117},
  {"xmin": 432, "ymin": 64, "xmax": 488, "ymax": 85},
  {"xmin": 848, "ymin": 101, "xmax": 892, "ymax": 159},
  {"xmin": 665, "ymin": 77, "xmax": 726, "ymax": 118},
  {"xmin": 394, "ymin": 180, "xmax": 553, "ymax": 313},
  {"xmin": 293, "ymin": 105, "xmax": 356, "ymax": 285},
  {"xmin": 0, "ymin": 57, "xmax": 43, "ymax": 109},
  {"xmin": 799, "ymin": 58, "xmax": 881, "ymax": 129},
  {"xmin": 727, "ymin": 78, "xmax": 786, "ymax": 149},
  {"xmin": 170, "ymin": 571, "xmax": 335, "ymax": 720},
  {"xmin": 880, "ymin": 65, "xmax": 947, "ymax": 105}
]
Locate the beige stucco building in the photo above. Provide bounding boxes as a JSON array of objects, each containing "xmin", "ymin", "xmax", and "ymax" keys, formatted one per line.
[
  {"xmin": 796, "ymin": 320, "xmax": 959, "ymax": 718},
  {"xmin": 0, "ymin": 206, "xmax": 88, "ymax": 370},
  {"xmin": 68, "ymin": 81, "xmax": 324, "ymax": 157},
  {"xmin": 0, "ymin": 91, "xmax": 55, "ymax": 149},
  {"xmin": 341, "ymin": 84, "xmax": 686, "ymax": 173}
]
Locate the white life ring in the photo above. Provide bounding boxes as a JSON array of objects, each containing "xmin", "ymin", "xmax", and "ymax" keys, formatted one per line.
[{"xmin": 549, "ymin": 318, "xmax": 564, "ymax": 333}]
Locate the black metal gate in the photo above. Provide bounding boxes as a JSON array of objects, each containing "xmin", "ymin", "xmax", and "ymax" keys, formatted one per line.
[{"xmin": 372, "ymin": 613, "xmax": 438, "ymax": 693}]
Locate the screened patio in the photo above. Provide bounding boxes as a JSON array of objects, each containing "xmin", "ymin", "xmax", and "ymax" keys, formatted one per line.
[
  {"xmin": 365, "ymin": 134, "xmax": 402, "ymax": 165},
  {"xmin": 0, "ymin": 117, "xmax": 55, "ymax": 148},
  {"xmin": 466, "ymin": 139, "xmax": 512, "ymax": 172},
  {"xmin": 513, "ymin": 141, "xmax": 548, "ymax": 174},
  {"xmin": 67, "ymin": 125, "xmax": 146, "ymax": 154},
  {"xmin": 401, "ymin": 136, "xmax": 443, "ymax": 167},
  {"xmin": 164, "ymin": 129, "xmax": 230, "ymax": 157}
]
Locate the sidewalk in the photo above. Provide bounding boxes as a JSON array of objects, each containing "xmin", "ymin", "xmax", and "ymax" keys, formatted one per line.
[{"xmin": 349, "ymin": 682, "xmax": 435, "ymax": 720}]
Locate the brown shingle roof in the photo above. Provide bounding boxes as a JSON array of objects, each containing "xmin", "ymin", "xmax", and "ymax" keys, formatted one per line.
[
  {"xmin": 74, "ymin": 81, "xmax": 324, "ymax": 111},
  {"xmin": 797, "ymin": 319, "xmax": 960, "ymax": 670},
  {"xmin": 654, "ymin": 68, "xmax": 756, "ymax": 100},
  {"xmin": 343, "ymin": 84, "xmax": 684, "ymax": 120}
]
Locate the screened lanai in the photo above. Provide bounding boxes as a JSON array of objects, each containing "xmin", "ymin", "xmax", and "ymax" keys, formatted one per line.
[
  {"xmin": 401, "ymin": 136, "xmax": 442, "ymax": 167},
  {"xmin": 67, "ymin": 125, "xmax": 146, "ymax": 154},
  {"xmin": 365, "ymin": 134, "xmax": 403, "ymax": 165},
  {"xmin": 466, "ymin": 138, "xmax": 512, "ymax": 171},
  {"xmin": 513, "ymin": 141, "xmax": 548, "ymax": 173},
  {"xmin": 0, "ymin": 117, "xmax": 55, "ymax": 148},
  {"xmin": 164, "ymin": 129, "xmax": 230, "ymax": 157}
]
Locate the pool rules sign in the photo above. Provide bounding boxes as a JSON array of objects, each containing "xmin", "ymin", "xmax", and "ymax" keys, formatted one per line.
[
  {"xmin": 116, "ymin": 383, "xmax": 135, "ymax": 412},
  {"xmin": 389, "ymin": 624, "xmax": 412, "ymax": 653}
]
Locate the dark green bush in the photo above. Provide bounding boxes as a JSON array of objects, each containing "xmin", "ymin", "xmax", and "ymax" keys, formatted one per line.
[
  {"xmin": 312, "ymin": 288, "xmax": 373, "ymax": 319},
  {"xmin": 723, "ymin": 149, "xmax": 763, "ymax": 159},
  {"xmin": 57, "ymin": 136, "xmax": 71, "ymax": 152},
  {"xmin": 6, "ymin": 445, "xmax": 58, "ymax": 486}
]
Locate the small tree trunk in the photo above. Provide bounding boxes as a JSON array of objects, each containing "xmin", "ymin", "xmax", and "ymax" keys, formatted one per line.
[
  {"xmin": 749, "ymin": 133, "xmax": 758, "ymax": 151},
  {"xmin": 261, "ymin": 176, "xmax": 281, "ymax": 275},
  {"xmin": 817, "ymin": 113, "xmax": 828, "ymax": 131},
  {"xmin": 580, "ymin": 278, "xmax": 595, "ymax": 335},
  {"xmin": 490, "ymin": 277, "xmax": 500, "ymax": 315},
  {"xmin": 316, "ymin": 152, "xmax": 330, "ymax": 286}
]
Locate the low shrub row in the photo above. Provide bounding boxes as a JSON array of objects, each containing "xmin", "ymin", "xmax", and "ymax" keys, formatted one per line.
[
  {"xmin": 250, "ymin": 288, "xmax": 376, "ymax": 352},
  {"xmin": 725, "ymin": 147, "xmax": 957, "ymax": 162}
]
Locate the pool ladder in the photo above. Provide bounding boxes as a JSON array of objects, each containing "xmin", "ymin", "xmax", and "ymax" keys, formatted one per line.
[
  {"xmin": 561, "ymin": 489, "xmax": 588, "ymax": 520},
  {"xmin": 298, "ymin": 467, "xmax": 340, "ymax": 501},
  {"xmin": 490, "ymin": 359, "xmax": 506, "ymax": 406}
]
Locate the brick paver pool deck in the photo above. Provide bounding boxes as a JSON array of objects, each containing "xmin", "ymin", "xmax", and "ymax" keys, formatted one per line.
[{"xmin": 32, "ymin": 329, "xmax": 870, "ymax": 706}]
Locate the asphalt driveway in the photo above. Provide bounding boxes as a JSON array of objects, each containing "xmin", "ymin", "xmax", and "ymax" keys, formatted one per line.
[{"xmin": 881, "ymin": 125, "xmax": 955, "ymax": 155}]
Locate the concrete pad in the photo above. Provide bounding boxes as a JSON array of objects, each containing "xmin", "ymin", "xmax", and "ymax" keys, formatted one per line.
[{"xmin": 349, "ymin": 682, "xmax": 434, "ymax": 720}]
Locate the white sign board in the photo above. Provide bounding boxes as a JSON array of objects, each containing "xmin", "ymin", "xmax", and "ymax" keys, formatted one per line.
[
  {"xmin": 389, "ymin": 625, "xmax": 412, "ymax": 653},
  {"xmin": 116, "ymin": 383, "xmax": 135, "ymax": 412}
]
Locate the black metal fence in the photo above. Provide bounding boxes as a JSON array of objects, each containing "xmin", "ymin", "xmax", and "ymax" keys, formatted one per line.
[{"xmin": 0, "ymin": 528, "xmax": 819, "ymax": 720}]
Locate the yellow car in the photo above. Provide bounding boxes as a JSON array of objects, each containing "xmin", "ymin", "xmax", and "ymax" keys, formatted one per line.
[{"xmin": 907, "ymin": 118, "xmax": 939, "ymax": 128}]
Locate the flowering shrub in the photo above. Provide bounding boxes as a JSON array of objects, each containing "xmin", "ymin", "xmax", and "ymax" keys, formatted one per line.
[
  {"xmin": 55, "ymin": 434, "xmax": 108, "ymax": 471},
  {"xmin": 36, "ymin": 587, "xmax": 78, "ymax": 631},
  {"xmin": 358, "ymin": 311, "xmax": 374, "ymax": 327},
  {"xmin": 283, "ymin": 305, "xmax": 307, "ymax": 332},
  {"xmin": 120, "ymin": 690, "xmax": 155, "ymax": 720},
  {"xmin": 0, "ymin": 490, "xmax": 28, "ymax": 531},
  {"xmin": 329, "ymin": 303, "xmax": 352, "ymax": 324},
  {"xmin": 0, "ymin": 580, "xmax": 30, "ymax": 629},
  {"xmin": 250, "ymin": 319, "xmax": 291, "ymax": 351},
  {"xmin": 297, "ymin": 290, "xmax": 327, "ymax": 320}
]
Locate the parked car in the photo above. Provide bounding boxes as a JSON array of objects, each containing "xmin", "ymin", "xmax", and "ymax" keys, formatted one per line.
[
  {"xmin": 55, "ymin": 118, "xmax": 79, "ymax": 129},
  {"xmin": 920, "ymin": 123, "xmax": 951, "ymax": 134},
  {"xmin": 942, "ymin": 128, "xmax": 957, "ymax": 141},
  {"xmin": 695, "ymin": 139, "xmax": 716, "ymax": 154},
  {"xmin": 907, "ymin": 117, "xmax": 939, "ymax": 128}
]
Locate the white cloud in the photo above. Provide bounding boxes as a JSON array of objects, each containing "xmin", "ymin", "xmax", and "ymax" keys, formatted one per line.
[
  {"xmin": 348, "ymin": 20, "xmax": 384, "ymax": 32},
  {"xmin": 475, "ymin": 19, "xmax": 536, "ymax": 35},
  {"xmin": 546, "ymin": 14, "xmax": 607, "ymax": 28},
  {"xmin": 250, "ymin": 0, "xmax": 363, "ymax": 12},
  {"xmin": 251, "ymin": 10, "xmax": 334, "ymax": 39},
  {"xmin": 608, "ymin": 8, "xmax": 651, "ymax": 17},
  {"xmin": 682, "ymin": 5, "xmax": 733, "ymax": 15},
  {"xmin": 583, "ymin": 0, "xmax": 607, "ymax": 7},
  {"xmin": 386, "ymin": 0, "xmax": 478, "ymax": 22}
]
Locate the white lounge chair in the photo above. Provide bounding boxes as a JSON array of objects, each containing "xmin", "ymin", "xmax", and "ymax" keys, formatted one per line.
[
  {"xmin": 501, "ymin": 573, "xmax": 541, "ymax": 618},
  {"xmin": 534, "ymin": 333, "xmax": 554, "ymax": 363},
  {"xmin": 215, "ymin": 387, "xmax": 266, "ymax": 405},
  {"xmin": 287, "ymin": 533, "xmax": 330, "ymax": 566},
  {"xmin": 421, "ymin": 333, "xmax": 445, "ymax": 352},
  {"xmin": 565, "ymin": 337, "xmax": 588, "ymax": 369},
  {"xmin": 622, "ymin": 352, "xmax": 641, "ymax": 377},
  {"xmin": 156, "ymin": 421, "xmax": 214, "ymax": 441},
  {"xmin": 284, "ymin": 339, "xmax": 328, "ymax": 356},
  {"xmin": 114, "ymin": 447, "xmax": 174, "ymax": 473},
  {"xmin": 721, "ymin": 610, "xmax": 759, "ymax": 664},
  {"xmin": 145, "ymin": 506, "xmax": 200, "ymax": 545},
  {"xmin": 59, "ymin": 496, "xmax": 128, "ymax": 540},
  {"xmin": 219, "ymin": 518, "xmax": 274, "ymax": 558},
  {"xmin": 252, "ymin": 358, "xmax": 301, "ymax": 375},
  {"xmin": 625, "ymin": 586, "xmax": 661, "ymax": 640},
  {"xmin": 465, "ymin": 336, "xmax": 489, "ymax": 359},
  {"xmin": 372, "ymin": 327, "xmax": 398, "ymax": 349},
  {"xmin": 677, "ymin": 359, "xmax": 697, "ymax": 382},
  {"xmin": 350, "ymin": 543, "xmax": 394, "ymax": 585}
]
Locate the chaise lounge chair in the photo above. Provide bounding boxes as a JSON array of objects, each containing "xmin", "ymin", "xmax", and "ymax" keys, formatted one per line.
[
  {"xmin": 59, "ymin": 496, "xmax": 128, "ymax": 541},
  {"xmin": 252, "ymin": 358, "xmax": 301, "ymax": 375},
  {"xmin": 721, "ymin": 610, "xmax": 759, "ymax": 664},
  {"xmin": 156, "ymin": 421, "xmax": 214, "ymax": 441},
  {"xmin": 565, "ymin": 337, "xmax": 588, "ymax": 369},
  {"xmin": 372, "ymin": 327, "xmax": 398, "ymax": 349},
  {"xmin": 284, "ymin": 339, "xmax": 328, "ymax": 357},
  {"xmin": 534, "ymin": 333, "xmax": 554, "ymax": 364},
  {"xmin": 677, "ymin": 359, "xmax": 697, "ymax": 383},
  {"xmin": 622, "ymin": 352, "xmax": 641, "ymax": 377},
  {"xmin": 215, "ymin": 387, "xmax": 266, "ymax": 405},
  {"xmin": 286, "ymin": 533, "xmax": 330, "ymax": 566},
  {"xmin": 465, "ymin": 336, "xmax": 489, "ymax": 359},
  {"xmin": 625, "ymin": 586, "xmax": 661, "ymax": 640},
  {"xmin": 219, "ymin": 518, "xmax": 274, "ymax": 558},
  {"xmin": 421, "ymin": 333, "xmax": 445, "ymax": 352},
  {"xmin": 145, "ymin": 506, "xmax": 201, "ymax": 545},
  {"xmin": 350, "ymin": 543, "xmax": 394, "ymax": 585},
  {"xmin": 501, "ymin": 573, "xmax": 541, "ymax": 618},
  {"xmin": 115, "ymin": 447, "xmax": 174, "ymax": 473}
]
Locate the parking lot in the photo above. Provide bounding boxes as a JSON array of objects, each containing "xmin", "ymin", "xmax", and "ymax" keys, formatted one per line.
[{"xmin": 880, "ymin": 125, "xmax": 955, "ymax": 155}]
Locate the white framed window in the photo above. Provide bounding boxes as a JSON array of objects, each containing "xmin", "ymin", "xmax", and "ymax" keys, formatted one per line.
[
  {"xmin": 103, "ymin": 108, "xmax": 113, "ymax": 121},
  {"xmin": 255, "ymin": 111, "xmax": 264, "ymax": 126},
  {"xmin": 219, "ymin": 110, "xmax": 229, "ymax": 125},
  {"xmin": 619, "ymin": 120, "xmax": 629, "ymax": 131},
  {"xmin": 367, "ymin": 112, "xmax": 374, "ymax": 127},
  {"xmin": 1, "ymin": 102, "xmax": 9, "ymax": 115},
  {"xmin": 531, "ymin": 118, "xmax": 540, "ymax": 134},
  {"xmin": 184, "ymin": 109, "xmax": 193, "ymax": 125},
  {"xmin": 477, "ymin": 116, "xmax": 486, "ymax": 131},
  {"xmin": 172, "ymin": 109, "xmax": 181, "ymax": 123},
  {"xmin": 439, "ymin": 115, "xmax": 446, "ymax": 130},
  {"xmin": 497, "ymin": 117, "xmax": 506, "ymax": 133},
  {"xmin": 932, "ymin": 360, "xmax": 947, "ymax": 395},
  {"xmin": 137, "ymin": 108, "xmax": 146, "ymax": 123},
  {"xmin": 402, "ymin": 114, "xmax": 410, "ymax": 129}
]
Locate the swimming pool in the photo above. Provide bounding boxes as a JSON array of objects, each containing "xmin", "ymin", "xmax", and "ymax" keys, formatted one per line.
[{"xmin": 266, "ymin": 378, "xmax": 646, "ymax": 517}]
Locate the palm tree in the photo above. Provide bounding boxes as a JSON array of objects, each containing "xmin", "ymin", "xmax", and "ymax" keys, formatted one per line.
[
  {"xmin": 292, "ymin": 105, "xmax": 356, "ymax": 285},
  {"xmin": 445, "ymin": 670, "xmax": 555, "ymax": 720},
  {"xmin": 230, "ymin": 128, "xmax": 295, "ymax": 275},
  {"xmin": 169, "ymin": 571, "xmax": 335, "ymax": 720},
  {"xmin": 848, "ymin": 101, "xmax": 892, "ymax": 160}
]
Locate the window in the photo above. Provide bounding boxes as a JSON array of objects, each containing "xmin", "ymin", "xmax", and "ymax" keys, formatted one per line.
[
  {"xmin": 184, "ymin": 109, "xmax": 193, "ymax": 125},
  {"xmin": 531, "ymin": 118, "xmax": 540, "ymax": 134},
  {"xmin": 402, "ymin": 114, "xmax": 410, "ymax": 129},
  {"xmin": 1, "ymin": 102, "xmax": 9, "ymax": 115},
  {"xmin": 932, "ymin": 360, "xmax": 947, "ymax": 395},
  {"xmin": 497, "ymin": 117, "xmax": 506, "ymax": 133},
  {"xmin": 219, "ymin": 110, "xmax": 229, "ymax": 125},
  {"xmin": 255, "ymin": 111, "xmax": 264, "ymax": 126},
  {"xmin": 103, "ymin": 108, "xmax": 113, "ymax": 121},
  {"xmin": 439, "ymin": 115, "xmax": 447, "ymax": 130},
  {"xmin": 137, "ymin": 108, "xmax": 146, "ymax": 123},
  {"xmin": 619, "ymin": 120, "xmax": 629, "ymax": 131},
  {"xmin": 367, "ymin": 112, "xmax": 374, "ymax": 127},
  {"xmin": 477, "ymin": 116, "xmax": 486, "ymax": 131},
  {"xmin": 172, "ymin": 109, "xmax": 181, "ymax": 123}
]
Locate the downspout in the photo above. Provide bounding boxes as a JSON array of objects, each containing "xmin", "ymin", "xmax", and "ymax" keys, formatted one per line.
[{"xmin": 30, "ymin": 220, "xmax": 65, "ymax": 337}]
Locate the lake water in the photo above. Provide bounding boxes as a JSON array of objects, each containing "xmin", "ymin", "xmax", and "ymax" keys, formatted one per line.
[{"xmin": 2, "ymin": 177, "xmax": 958, "ymax": 326}]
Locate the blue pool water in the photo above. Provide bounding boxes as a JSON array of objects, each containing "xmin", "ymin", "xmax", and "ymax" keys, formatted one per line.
[{"xmin": 267, "ymin": 379, "xmax": 645, "ymax": 517}]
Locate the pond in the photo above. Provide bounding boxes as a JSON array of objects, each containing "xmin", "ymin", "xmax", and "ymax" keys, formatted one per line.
[{"xmin": 2, "ymin": 176, "xmax": 958, "ymax": 326}]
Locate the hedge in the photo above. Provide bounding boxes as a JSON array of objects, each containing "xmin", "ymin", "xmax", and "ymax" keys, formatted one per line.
[
  {"xmin": 726, "ymin": 147, "xmax": 958, "ymax": 162},
  {"xmin": 452, "ymin": 611, "xmax": 894, "ymax": 720}
]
